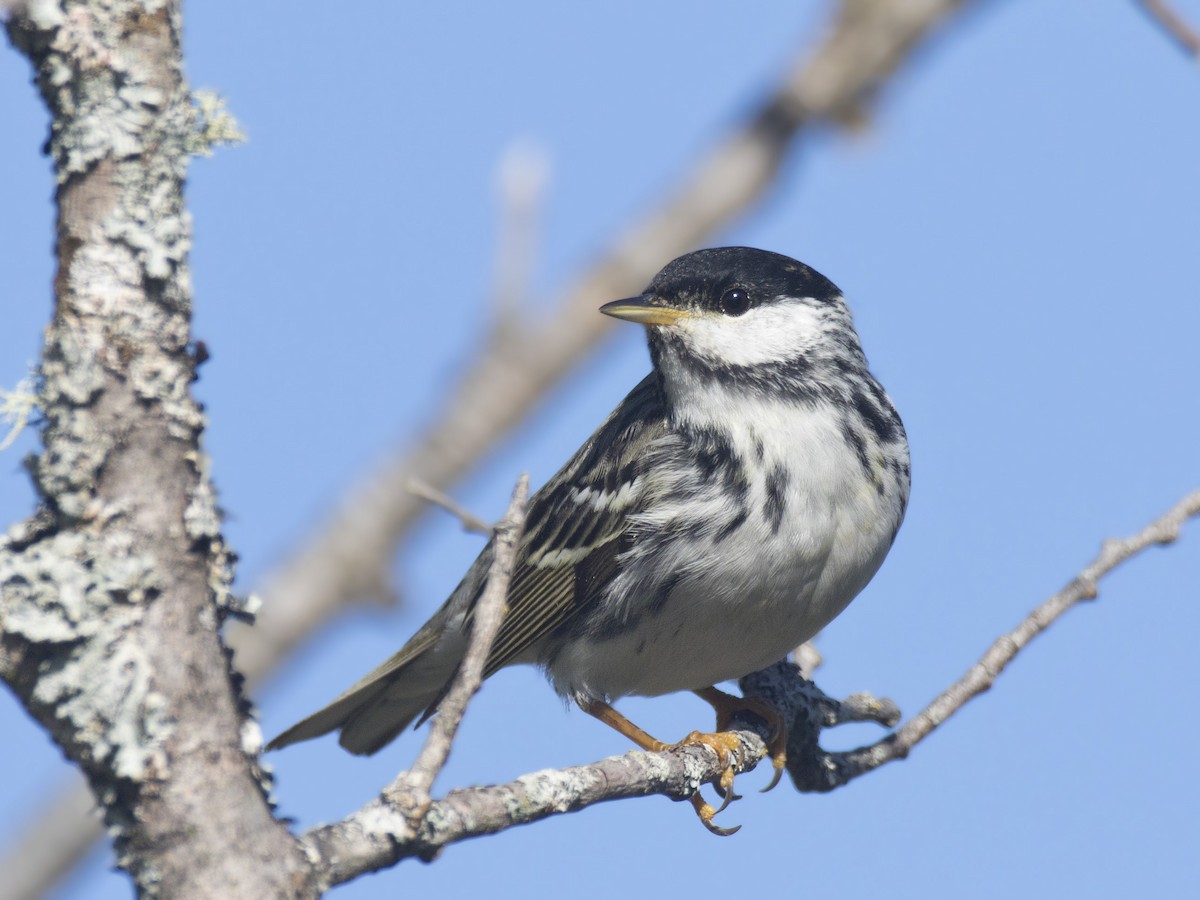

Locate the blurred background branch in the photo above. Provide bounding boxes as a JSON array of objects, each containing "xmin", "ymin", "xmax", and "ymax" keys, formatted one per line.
[{"xmin": 1137, "ymin": 0, "xmax": 1200, "ymax": 57}]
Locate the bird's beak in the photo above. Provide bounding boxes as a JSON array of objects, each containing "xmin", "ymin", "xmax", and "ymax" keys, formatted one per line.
[{"xmin": 600, "ymin": 295, "xmax": 691, "ymax": 326}]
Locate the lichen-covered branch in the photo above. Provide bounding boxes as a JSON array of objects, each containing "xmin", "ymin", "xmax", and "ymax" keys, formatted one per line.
[
  {"xmin": 0, "ymin": 1, "xmax": 310, "ymax": 896},
  {"xmin": 304, "ymin": 727, "xmax": 772, "ymax": 884}
]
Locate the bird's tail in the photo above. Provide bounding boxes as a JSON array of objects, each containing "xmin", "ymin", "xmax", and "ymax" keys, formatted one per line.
[{"xmin": 265, "ymin": 619, "xmax": 469, "ymax": 756}]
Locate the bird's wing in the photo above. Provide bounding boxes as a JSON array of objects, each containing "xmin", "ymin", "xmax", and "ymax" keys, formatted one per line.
[
  {"xmin": 480, "ymin": 373, "xmax": 668, "ymax": 677},
  {"xmin": 266, "ymin": 374, "xmax": 669, "ymax": 754}
]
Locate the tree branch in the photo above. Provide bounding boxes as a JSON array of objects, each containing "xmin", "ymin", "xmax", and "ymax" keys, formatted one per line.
[
  {"xmin": 0, "ymin": 1, "xmax": 311, "ymax": 895},
  {"xmin": 306, "ymin": 729, "xmax": 771, "ymax": 884},
  {"xmin": 295, "ymin": 487, "xmax": 1200, "ymax": 880}
]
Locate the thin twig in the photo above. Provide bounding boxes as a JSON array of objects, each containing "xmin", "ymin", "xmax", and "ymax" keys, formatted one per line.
[
  {"xmin": 388, "ymin": 475, "xmax": 529, "ymax": 819},
  {"xmin": 406, "ymin": 477, "xmax": 493, "ymax": 536},
  {"xmin": 829, "ymin": 489, "xmax": 1200, "ymax": 784},
  {"xmin": 1137, "ymin": 0, "xmax": 1200, "ymax": 58}
]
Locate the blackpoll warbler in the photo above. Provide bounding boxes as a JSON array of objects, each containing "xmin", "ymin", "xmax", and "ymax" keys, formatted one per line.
[{"xmin": 269, "ymin": 247, "xmax": 910, "ymax": 832}]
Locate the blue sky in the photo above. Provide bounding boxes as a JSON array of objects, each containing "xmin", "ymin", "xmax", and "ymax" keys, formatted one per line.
[{"xmin": 2, "ymin": 1, "xmax": 1199, "ymax": 898}]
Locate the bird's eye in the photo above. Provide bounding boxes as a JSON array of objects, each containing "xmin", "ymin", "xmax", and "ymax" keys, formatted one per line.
[{"xmin": 719, "ymin": 287, "xmax": 751, "ymax": 316}]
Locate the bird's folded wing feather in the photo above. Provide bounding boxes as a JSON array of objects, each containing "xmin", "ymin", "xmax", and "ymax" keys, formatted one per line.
[
  {"xmin": 265, "ymin": 374, "xmax": 668, "ymax": 752},
  {"xmin": 480, "ymin": 373, "xmax": 668, "ymax": 676}
]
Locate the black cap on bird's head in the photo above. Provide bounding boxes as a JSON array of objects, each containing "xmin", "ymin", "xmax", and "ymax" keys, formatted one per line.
[{"xmin": 600, "ymin": 247, "xmax": 841, "ymax": 326}]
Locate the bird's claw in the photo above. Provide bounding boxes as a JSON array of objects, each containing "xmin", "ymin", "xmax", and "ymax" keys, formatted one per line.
[
  {"xmin": 761, "ymin": 753, "xmax": 786, "ymax": 793},
  {"xmin": 672, "ymin": 730, "xmax": 745, "ymax": 835},
  {"xmin": 755, "ymin": 706, "xmax": 788, "ymax": 793},
  {"xmin": 690, "ymin": 792, "xmax": 741, "ymax": 837},
  {"xmin": 695, "ymin": 687, "xmax": 788, "ymax": 793}
]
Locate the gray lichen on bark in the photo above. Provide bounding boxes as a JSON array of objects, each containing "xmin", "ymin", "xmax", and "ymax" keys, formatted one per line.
[{"xmin": 2, "ymin": 1, "xmax": 309, "ymax": 895}]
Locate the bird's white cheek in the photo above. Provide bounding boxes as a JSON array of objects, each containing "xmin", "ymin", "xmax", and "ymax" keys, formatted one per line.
[{"xmin": 675, "ymin": 301, "xmax": 826, "ymax": 367}]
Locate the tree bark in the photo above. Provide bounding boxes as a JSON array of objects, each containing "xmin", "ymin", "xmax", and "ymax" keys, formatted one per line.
[{"xmin": 1, "ymin": 2, "xmax": 312, "ymax": 895}]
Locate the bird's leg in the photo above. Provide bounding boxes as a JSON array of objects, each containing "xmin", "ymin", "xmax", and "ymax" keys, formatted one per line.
[
  {"xmin": 579, "ymin": 698, "xmax": 670, "ymax": 752},
  {"xmin": 579, "ymin": 698, "xmax": 743, "ymax": 836},
  {"xmin": 694, "ymin": 686, "xmax": 787, "ymax": 792}
]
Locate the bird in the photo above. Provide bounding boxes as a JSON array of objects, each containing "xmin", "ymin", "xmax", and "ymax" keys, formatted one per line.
[{"xmin": 268, "ymin": 246, "xmax": 910, "ymax": 833}]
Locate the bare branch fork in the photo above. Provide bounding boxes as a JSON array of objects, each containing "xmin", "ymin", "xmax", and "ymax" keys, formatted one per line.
[{"xmin": 294, "ymin": 490, "xmax": 1200, "ymax": 884}]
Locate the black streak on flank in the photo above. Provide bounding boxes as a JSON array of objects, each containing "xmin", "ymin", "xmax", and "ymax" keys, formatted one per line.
[
  {"xmin": 853, "ymin": 387, "xmax": 899, "ymax": 445},
  {"xmin": 841, "ymin": 423, "xmax": 871, "ymax": 479},
  {"xmin": 648, "ymin": 572, "xmax": 682, "ymax": 617},
  {"xmin": 713, "ymin": 507, "xmax": 749, "ymax": 543},
  {"xmin": 764, "ymin": 465, "xmax": 789, "ymax": 534}
]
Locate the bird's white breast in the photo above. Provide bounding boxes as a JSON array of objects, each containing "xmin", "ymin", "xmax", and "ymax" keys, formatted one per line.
[{"xmin": 548, "ymin": 387, "xmax": 906, "ymax": 702}]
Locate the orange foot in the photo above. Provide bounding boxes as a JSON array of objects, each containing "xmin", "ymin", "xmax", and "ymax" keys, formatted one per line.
[
  {"xmin": 694, "ymin": 687, "xmax": 787, "ymax": 792},
  {"xmin": 580, "ymin": 701, "xmax": 746, "ymax": 836}
]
